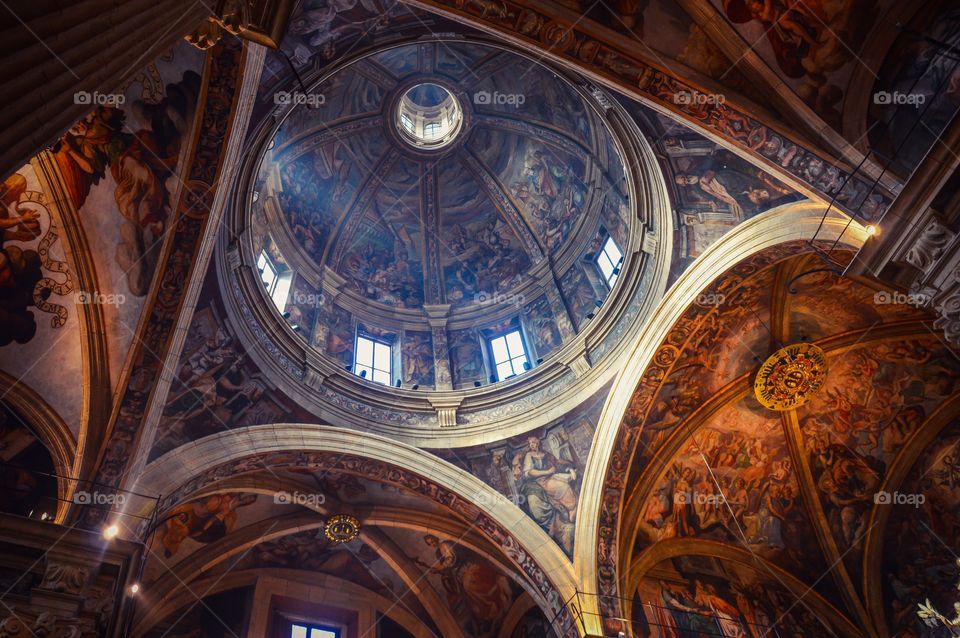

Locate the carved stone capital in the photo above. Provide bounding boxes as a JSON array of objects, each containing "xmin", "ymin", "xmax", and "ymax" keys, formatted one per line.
[{"xmin": 904, "ymin": 217, "xmax": 956, "ymax": 273}]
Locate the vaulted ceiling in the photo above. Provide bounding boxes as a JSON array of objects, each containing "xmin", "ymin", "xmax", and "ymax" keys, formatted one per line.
[{"xmin": 1, "ymin": 0, "xmax": 959, "ymax": 637}]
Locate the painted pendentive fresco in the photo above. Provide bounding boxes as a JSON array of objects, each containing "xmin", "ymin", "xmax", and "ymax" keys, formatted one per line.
[
  {"xmin": 625, "ymin": 107, "xmax": 804, "ymax": 280},
  {"xmin": 149, "ymin": 272, "xmax": 303, "ymax": 461},
  {"xmin": 882, "ymin": 419, "xmax": 960, "ymax": 637},
  {"xmin": 430, "ymin": 384, "xmax": 608, "ymax": 556}
]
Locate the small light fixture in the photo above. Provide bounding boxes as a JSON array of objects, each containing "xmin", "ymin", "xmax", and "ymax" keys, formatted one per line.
[
  {"xmin": 473, "ymin": 380, "xmax": 482, "ymax": 387},
  {"xmin": 359, "ymin": 369, "xmax": 367, "ymax": 378},
  {"xmin": 344, "ymin": 365, "xmax": 352, "ymax": 372},
  {"xmin": 129, "ymin": 583, "xmax": 140, "ymax": 595},
  {"xmin": 281, "ymin": 311, "xmax": 291, "ymax": 318},
  {"xmin": 489, "ymin": 374, "xmax": 497, "ymax": 383},
  {"xmin": 536, "ymin": 358, "xmax": 543, "ymax": 364},
  {"xmin": 595, "ymin": 299, "xmax": 603, "ymax": 307},
  {"xmin": 412, "ymin": 384, "xmax": 419, "ymax": 390},
  {"xmin": 395, "ymin": 379, "xmax": 401, "ymax": 387},
  {"xmin": 866, "ymin": 224, "xmax": 878, "ymax": 236},
  {"xmin": 103, "ymin": 524, "xmax": 120, "ymax": 540},
  {"xmin": 522, "ymin": 361, "xmax": 531, "ymax": 370},
  {"xmin": 586, "ymin": 312, "xmax": 595, "ymax": 320},
  {"xmin": 612, "ymin": 267, "xmax": 621, "ymax": 275}
]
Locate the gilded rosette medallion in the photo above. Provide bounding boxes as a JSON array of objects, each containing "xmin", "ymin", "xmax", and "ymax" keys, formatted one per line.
[
  {"xmin": 754, "ymin": 343, "xmax": 828, "ymax": 411},
  {"xmin": 324, "ymin": 514, "xmax": 361, "ymax": 544}
]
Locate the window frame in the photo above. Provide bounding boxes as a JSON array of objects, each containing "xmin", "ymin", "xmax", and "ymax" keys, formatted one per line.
[
  {"xmin": 595, "ymin": 235, "xmax": 623, "ymax": 288},
  {"xmin": 257, "ymin": 249, "xmax": 293, "ymax": 309},
  {"xmin": 487, "ymin": 328, "xmax": 530, "ymax": 382},
  {"xmin": 354, "ymin": 333, "xmax": 393, "ymax": 385},
  {"xmin": 289, "ymin": 621, "xmax": 341, "ymax": 638}
]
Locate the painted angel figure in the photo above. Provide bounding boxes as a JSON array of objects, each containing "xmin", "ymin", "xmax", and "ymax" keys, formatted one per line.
[{"xmin": 917, "ymin": 558, "xmax": 960, "ymax": 635}]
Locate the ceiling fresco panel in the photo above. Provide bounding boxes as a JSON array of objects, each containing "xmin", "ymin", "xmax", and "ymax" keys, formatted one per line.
[
  {"xmin": 635, "ymin": 554, "xmax": 844, "ymax": 637},
  {"xmin": 429, "ymin": 383, "xmax": 609, "ymax": 558},
  {"xmin": 796, "ymin": 337, "xmax": 960, "ymax": 591}
]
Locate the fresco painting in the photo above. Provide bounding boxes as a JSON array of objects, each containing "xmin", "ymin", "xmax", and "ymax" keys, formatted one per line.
[
  {"xmin": 340, "ymin": 162, "xmax": 425, "ymax": 308},
  {"xmin": 505, "ymin": 139, "xmax": 588, "ymax": 255},
  {"xmin": 273, "ymin": 0, "xmax": 409, "ymax": 69},
  {"xmin": 150, "ymin": 301, "xmax": 290, "ymax": 460},
  {"xmin": 0, "ymin": 166, "xmax": 84, "ymax": 433},
  {"xmin": 239, "ymin": 531, "xmax": 405, "ymax": 601},
  {"xmin": 438, "ymin": 160, "xmax": 531, "ymax": 305},
  {"xmin": 474, "ymin": 64, "xmax": 593, "ymax": 145},
  {"xmin": 272, "ymin": 70, "xmax": 386, "ymax": 147},
  {"xmin": 636, "ymin": 556, "xmax": 836, "ymax": 637},
  {"xmin": 449, "ymin": 328, "xmax": 485, "ymax": 389},
  {"xmin": 314, "ymin": 300, "xmax": 355, "ymax": 368},
  {"xmin": 786, "ymin": 262, "xmax": 928, "ymax": 342},
  {"xmin": 638, "ymin": 396, "xmax": 826, "ymax": 582},
  {"xmin": 0, "ymin": 169, "xmax": 73, "ymax": 348},
  {"xmin": 51, "ymin": 47, "xmax": 203, "ymax": 297},
  {"xmin": 798, "ymin": 338, "xmax": 960, "ymax": 582},
  {"xmin": 624, "ymin": 105, "xmax": 804, "ymax": 281},
  {"xmin": 278, "ymin": 141, "xmax": 366, "ymax": 264},
  {"xmin": 712, "ymin": 0, "xmax": 880, "ymax": 122},
  {"xmin": 429, "ymin": 385, "xmax": 607, "ymax": 556},
  {"xmin": 559, "ymin": 264, "xmax": 597, "ymax": 332},
  {"xmin": 402, "ymin": 330, "xmax": 435, "ymax": 388},
  {"xmin": 404, "ymin": 530, "xmax": 519, "ymax": 638},
  {"xmin": 882, "ymin": 419, "xmax": 960, "ymax": 637},
  {"xmin": 523, "ymin": 295, "xmax": 562, "ymax": 361},
  {"xmin": 284, "ymin": 274, "xmax": 321, "ymax": 343}
]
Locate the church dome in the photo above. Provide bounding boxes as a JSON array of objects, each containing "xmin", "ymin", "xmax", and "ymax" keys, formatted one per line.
[
  {"xmin": 254, "ymin": 40, "xmax": 628, "ymax": 314},
  {"xmin": 226, "ymin": 38, "xmax": 667, "ymax": 439}
]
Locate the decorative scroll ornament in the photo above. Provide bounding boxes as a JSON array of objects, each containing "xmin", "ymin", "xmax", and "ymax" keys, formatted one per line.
[
  {"xmin": 753, "ymin": 343, "xmax": 828, "ymax": 411},
  {"xmin": 324, "ymin": 514, "xmax": 360, "ymax": 544},
  {"xmin": 917, "ymin": 558, "xmax": 960, "ymax": 634}
]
